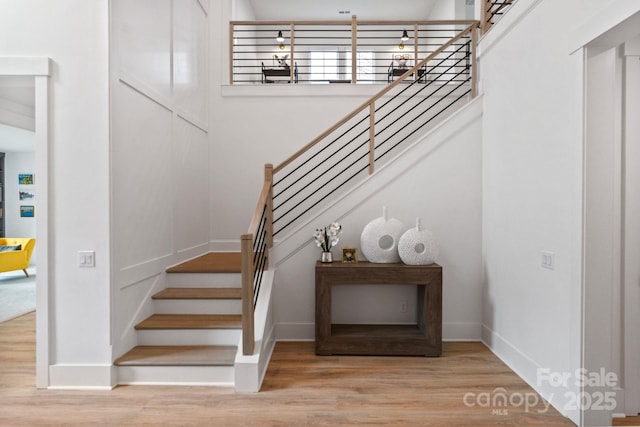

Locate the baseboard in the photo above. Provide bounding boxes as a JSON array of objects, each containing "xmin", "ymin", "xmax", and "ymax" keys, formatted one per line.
[
  {"xmin": 275, "ymin": 322, "xmax": 315, "ymax": 341},
  {"xmin": 443, "ymin": 322, "xmax": 482, "ymax": 341},
  {"xmin": 48, "ymin": 364, "xmax": 116, "ymax": 389},
  {"xmin": 481, "ymin": 324, "xmax": 579, "ymax": 424}
]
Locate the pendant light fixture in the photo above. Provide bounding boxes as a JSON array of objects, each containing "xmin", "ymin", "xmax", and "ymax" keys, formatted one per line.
[
  {"xmin": 277, "ymin": 30, "xmax": 285, "ymax": 50},
  {"xmin": 399, "ymin": 29, "xmax": 409, "ymax": 50}
]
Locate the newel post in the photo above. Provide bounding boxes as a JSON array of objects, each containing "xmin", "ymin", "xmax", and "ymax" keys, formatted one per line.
[
  {"xmin": 265, "ymin": 163, "xmax": 274, "ymax": 248},
  {"xmin": 241, "ymin": 233, "xmax": 255, "ymax": 356}
]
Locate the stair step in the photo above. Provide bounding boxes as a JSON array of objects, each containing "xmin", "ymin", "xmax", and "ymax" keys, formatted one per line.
[
  {"xmin": 116, "ymin": 365, "xmax": 235, "ymax": 386},
  {"xmin": 165, "ymin": 274, "xmax": 241, "ymax": 288},
  {"xmin": 115, "ymin": 345, "xmax": 237, "ymax": 366},
  {"xmin": 135, "ymin": 314, "xmax": 243, "ymax": 330},
  {"xmin": 153, "ymin": 298, "xmax": 242, "ymax": 315},
  {"xmin": 153, "ymin": 287, "xmax": 242, "ymax": 300},
  {"xmin": 166, "ymin": 252, "xmax": 241, "ymax": 274},
  {"xmin": 136, "ymin": 329, "xmax": 241, "ymax": 346}
]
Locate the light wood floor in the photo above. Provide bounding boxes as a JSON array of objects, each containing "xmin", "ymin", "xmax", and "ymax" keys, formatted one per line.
[{"xmin": 1, "ymin": 312, "xmax": 638, "ymax": 426}]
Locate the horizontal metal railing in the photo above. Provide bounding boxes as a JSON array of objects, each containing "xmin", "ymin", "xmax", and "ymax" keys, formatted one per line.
[
  {"xmin": 230, "ymin": 18, "xmax": 477, "ymax": 85},
  {"xmin": 482, "ymin": 0, "xmax": 517, "ymax": 33},
  {"xmin": 270, "ymin": 23, "xmax": 478, "ymax": 236}
]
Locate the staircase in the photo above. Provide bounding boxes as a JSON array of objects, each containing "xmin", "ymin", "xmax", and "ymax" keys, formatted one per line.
[{"xmin": 115, "ymin": 252, "xmax": 244, "ymax": 386}]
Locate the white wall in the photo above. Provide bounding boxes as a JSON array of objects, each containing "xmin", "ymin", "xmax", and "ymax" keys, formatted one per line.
[
  {"xmin": 232, "ymin": 0, "xmax": 255, "ymax": 19},
  {"xmin": 0, "ymin": 0, "xmax": 112, "ymax": 387},
  {"xmin": 110, "ymin": 0, "xmax": 210, "ymax": 360},
  {"xmin": 480, "ymin": 0, "xmax": 640, "ymax": 424},
  {"xmin": 210, "ymin": 87, "xmax": 381, "ymax": 244},
  {"xmin": 480, "ymin": 0, "xmax": 584, "ymax": 422},
  {"xmin": 4, "ymin": 151, "xmax": 36, "ymax": 248},
  {"xmin": 429, "ymin": 0, "xmax": 460, "ymax": 20}
]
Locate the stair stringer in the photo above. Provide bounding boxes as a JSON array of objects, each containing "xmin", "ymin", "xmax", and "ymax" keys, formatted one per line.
[
  {"xmin": 234, "ymin": 270, "xmax": 276, "ymax": 392},
  {"xmin": 115, "ymin": 272, "xmax": 167, "ymax": 368},
  {"xmin": 270, "ymin": 96, "xmax": 484, "ymax": 341}
]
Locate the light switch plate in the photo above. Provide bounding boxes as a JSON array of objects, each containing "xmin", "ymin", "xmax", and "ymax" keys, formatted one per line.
[
  {"xmin": 78, "ymin": 251, "xmax": 95, "ymax": 268},
  {"xmin": 541, "ymin": 251, "xmax": 555, "ymax": 270}
]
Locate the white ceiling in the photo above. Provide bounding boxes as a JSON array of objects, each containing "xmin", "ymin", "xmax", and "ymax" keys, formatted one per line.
[
  {"xmin": 0, "ymin": 76, "xmax": 34, "ymax": 110},
  {"xmin": 0, "ymin": 76, "xmax": 35, "ymax": 153},
  {"xmin": 0, "ymin": 123, "xmax": 35, "ymax": 153},
  {"xmin": 248, "ymin": 0, "xmax": 440, "ymax": 21}
]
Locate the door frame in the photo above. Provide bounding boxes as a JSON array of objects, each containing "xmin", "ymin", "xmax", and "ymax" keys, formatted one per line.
[{"xmin": 0, "ymin": 57, "xmax": 51, "ymax": 388}]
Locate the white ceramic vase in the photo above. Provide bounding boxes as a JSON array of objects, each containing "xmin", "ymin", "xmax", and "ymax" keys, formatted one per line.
[
  {"xmin": 398, "ymin": 218, "xmax": 438, "ymax": 265},
  {"xmin": 360, "ymin": 206, "xmax": 405, "ymax": 263}
]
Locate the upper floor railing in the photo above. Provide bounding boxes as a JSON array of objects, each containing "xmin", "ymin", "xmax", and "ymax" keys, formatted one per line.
[
  {"xmin": 230, "ymin": 18, "xmax": 478, "ymax": 85},
  {"xmin": 482, "ymin": 0, "xmax": 517, "ymax": 33}
]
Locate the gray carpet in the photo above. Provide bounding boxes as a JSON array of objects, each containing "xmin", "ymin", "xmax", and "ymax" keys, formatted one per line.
[{"xmin": 0, "ymin": 268, "xmax": 36, "ymax": 323}]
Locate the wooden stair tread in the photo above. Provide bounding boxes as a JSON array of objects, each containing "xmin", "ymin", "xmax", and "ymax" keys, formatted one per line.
[
  {"xmin": 166, "ymin": 252, "xmax": 241, "ymax": 274},
  {"xmin": 135, "ymin": 314, "xmax": 243, "ymax": 330},
  {"xmin": 152, "ymin": 288, "xmax": 242, "ymax": 300},
  {"xmin": 115, "ymin": 345, "xmax": 237, "ymax": 366}
]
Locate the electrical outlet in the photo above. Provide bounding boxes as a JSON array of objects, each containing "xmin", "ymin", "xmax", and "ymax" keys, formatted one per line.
[
  {"xmin": 400, "ymin": 301, "xmax": 408, "ymax": 313},
  {"xmin": 78, "ymin": 251, "xmax": 95, "ymax": 268},
  {"xmin": 541, "ymin": 251, "xmax": 555, "ymax": 270}
]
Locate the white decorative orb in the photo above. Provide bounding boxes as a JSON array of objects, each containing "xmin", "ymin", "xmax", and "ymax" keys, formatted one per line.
[
  {"xmin": 360, "ymin": 206, "xmax": 405, "ymax": 263},
  {"xmin": 398, "ymin": 218, "xmax": 439, "ymax": 265}
]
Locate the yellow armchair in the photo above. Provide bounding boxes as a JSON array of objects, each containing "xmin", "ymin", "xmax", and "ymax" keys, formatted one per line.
[{"xmin": 0, "ymin": 238, "xmax": 36, "ymax": 277}]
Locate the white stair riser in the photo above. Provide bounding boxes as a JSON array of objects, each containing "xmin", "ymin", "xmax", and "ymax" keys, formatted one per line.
[
  {"xmin": 153, "ymin": 299, "xmax": 242, "ymax": 315},
  {"xmin": 166, "ymin": 272, "xmax": 241, "ymax": 288},
  {"xmin": 117, "ymin": 365, "xmax": 235, "ymax": 386},
  {"xmin": 137, "ymin": 329, "xmax": 241, "ymax": 346}
]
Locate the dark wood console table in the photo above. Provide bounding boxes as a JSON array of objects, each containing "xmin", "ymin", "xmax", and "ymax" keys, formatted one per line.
[{"xmin": 315, "ymin": 261, "xmax": 442, "ymax": 356}]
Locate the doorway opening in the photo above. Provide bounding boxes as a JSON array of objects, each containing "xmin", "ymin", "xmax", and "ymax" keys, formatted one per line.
[{"xmin": 0, "ymin": 58, "xmax": 51, "ymax": 388}]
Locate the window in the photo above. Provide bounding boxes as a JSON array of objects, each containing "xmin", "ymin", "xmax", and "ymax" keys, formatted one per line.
[
  {"xmin": 310, "ymin": 51, "xmax": 375, "ymax": 83},
  {"xmin": 310, "ymin": 51, "xmax": 339, "ymax": 81}
]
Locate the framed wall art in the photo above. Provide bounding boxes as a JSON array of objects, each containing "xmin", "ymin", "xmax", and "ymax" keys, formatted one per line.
[
  {"xmin": 341, "ymin": 247, "xmax": 358, "ymax": 263},
  {"xmin": 18, "ymin": 173, "xmax": 34, "ymax": 185},
  {"xmin": 20, "ymin": 205, "xmax": 34, "ymax": 218}
]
